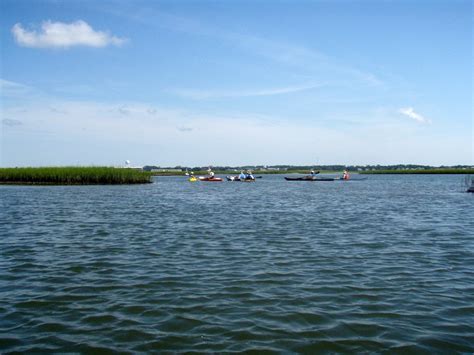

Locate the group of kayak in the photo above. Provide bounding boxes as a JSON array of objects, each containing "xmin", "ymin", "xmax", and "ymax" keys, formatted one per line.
[
  {"xmin": 187, "ymin": 169, "xmax": 365, "ymax": 182},
  {"xmin": 187, "ymin": 169, "xmax": 259, "ymax": 182},
  {"xmin": 227, "ymin": 170, "xmax": 261, "ymax": 182}
]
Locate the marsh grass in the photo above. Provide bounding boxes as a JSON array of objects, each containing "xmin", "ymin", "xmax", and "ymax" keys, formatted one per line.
[{"xmin": 0, "ymin": 167, "xmax": 152, "ymax": 185}]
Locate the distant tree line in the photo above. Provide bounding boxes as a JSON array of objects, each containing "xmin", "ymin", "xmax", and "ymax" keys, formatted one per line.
[{"xmin": 143, "ymin": 164, "xmax": 474, "ymax": 172}]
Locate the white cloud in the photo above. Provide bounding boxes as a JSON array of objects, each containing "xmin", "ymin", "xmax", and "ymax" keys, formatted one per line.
[
  {"xmin": 177, "ymin": 126, "xmax": 193, "ymax": 132},
  {"xmin": 170, "ymin": 83, "xmax": 324, "ymax": 100},
  {"xmin": 399, "ymin": 107, "xmax": 431, "ymax": 124},
  {"xmin": 11, "ymin": 20, "xmax": 126, "ymax": 48},
  {"xmin": 2, "ymin": 118, "xmax": 23, "ymax": 127},
  {"xmin": 2, "ymin": 99, "xmax": 471, "ymax": 166},
  {"xmin": 0, "ymin": 78, "xmax": 32, "ymax": 97},
  {"xmin": 107, "ymin": 8, "xmax": 383, "ymax": 87}
]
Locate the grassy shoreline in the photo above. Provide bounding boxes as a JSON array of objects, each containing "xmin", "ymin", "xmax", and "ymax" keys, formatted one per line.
[
  {"xmin": 2, "ymin": 167, "xmax": 470, "ymax": 183},
  {"xmin": 0, "ymin": 167, "xmax": 152, "ymax": 185},
  {"xmin": 360, "ymin": 168, "xmax": 474, "ymax": 174}
]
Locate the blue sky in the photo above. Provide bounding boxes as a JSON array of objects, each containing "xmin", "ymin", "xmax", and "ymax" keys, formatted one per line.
[{"xmin": 1, "ymin": 0, "xmax": 472, "ymax": 167}]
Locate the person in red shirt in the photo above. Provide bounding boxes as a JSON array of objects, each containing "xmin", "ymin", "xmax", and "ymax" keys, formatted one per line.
[{"xmin": 342, "ymin": 170, "xmax": 350, "ymax": 180}]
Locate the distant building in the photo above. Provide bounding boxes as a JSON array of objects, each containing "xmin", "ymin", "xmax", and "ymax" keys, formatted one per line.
[
  {"xmin": 151, "ymin": 168, "xmax": 183, "ymax": 172},
  {"xmin": 123, "ymin": 160, "xmax": 143, "ymax": 170}
]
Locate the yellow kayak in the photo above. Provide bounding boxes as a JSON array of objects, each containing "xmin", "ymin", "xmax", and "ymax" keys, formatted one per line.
[{"xmin": 188, "ymin": 176, "xmax": 198, "ymax": 182}]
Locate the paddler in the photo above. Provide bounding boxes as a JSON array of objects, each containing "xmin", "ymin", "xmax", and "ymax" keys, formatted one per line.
[
  {"xmin": 246, "ymin": 170, "xmax": 254, "ymax": 180},
  {"xmin": 207, "ymin": 167, "xmax": 215, "ymax": 178},
  {"xmin": 342, "ymin": 169, "xmax": 350, "ymax": 180},
  {"xmin": 303, "ymin": 170, "xmax": 317, "ymax": 180},
  {"xmin": 188, "ymin": 172, "xmax": 197, "ymax": 182},
  {"xmin": 238, "ymin": 171, "xmax": 246, "ymax": 180}
]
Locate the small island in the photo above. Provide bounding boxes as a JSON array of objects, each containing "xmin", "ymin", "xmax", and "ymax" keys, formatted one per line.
[{"xmin": 0, "ymin": 167, "xmax": 152, "ymax": 185}]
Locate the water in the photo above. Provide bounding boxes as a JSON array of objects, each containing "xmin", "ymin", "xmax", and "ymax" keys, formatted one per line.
[{"xmin": 1, "ymin": 174, "xmax": 473, "ymax": 353}]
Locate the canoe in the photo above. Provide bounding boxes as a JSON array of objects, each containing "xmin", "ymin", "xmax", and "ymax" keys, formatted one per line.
[
  {"xmin": 284, "ymin": 177, "xmax": 334, "ymax": 181},
  {"xmin": 199, "ymin": 177, "xmax": 223, "ymax": 182}
]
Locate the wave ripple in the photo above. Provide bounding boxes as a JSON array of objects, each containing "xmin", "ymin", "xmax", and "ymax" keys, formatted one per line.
[{"xmin": 1, "ymin": 175, "xmax": 473, "ymax": 352}]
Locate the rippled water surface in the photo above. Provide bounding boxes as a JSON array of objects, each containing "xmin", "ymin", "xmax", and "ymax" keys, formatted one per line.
[{"xmin": 1, "ymin": 175, "xmax": 473, "ymax": 353}]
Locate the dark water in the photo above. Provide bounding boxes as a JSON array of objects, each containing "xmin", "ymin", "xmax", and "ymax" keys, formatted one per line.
[{"xmin": 1, "ymin": 175, "xmax": 473, "ymax": 353}]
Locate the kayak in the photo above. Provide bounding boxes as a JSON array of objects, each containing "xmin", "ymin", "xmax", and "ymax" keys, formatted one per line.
[
  {"xmin": 285, "ymin": 177, "xmax": 334, "ymax": 181},
  {"xmin": 226, "ymin": 176, "xmax": 256, "ymax": 182},
  {"xmin": 465, "ymin": 175, "xmax": 473, "ymax": 192},
  {"xmin": 199, "ymin": 177, "xmax": 223, "ymax": 182},
  {"xmin": 188, "ymin": 176, "xmax": 198, "ymax": 182},
  {"xmin": 336, "ymin": 177, "xmax": 368, "ymax": 181}
]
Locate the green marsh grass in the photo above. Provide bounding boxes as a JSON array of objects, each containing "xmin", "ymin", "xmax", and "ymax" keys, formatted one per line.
[{"xmin": 0, "ymin": 167, "xmax": 152, "ymax": 185}]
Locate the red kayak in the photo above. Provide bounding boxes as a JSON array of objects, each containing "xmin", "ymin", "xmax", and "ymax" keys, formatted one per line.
[{"xmin": 199, "ymin": 177, "xmax": 223, "ymax": 182}]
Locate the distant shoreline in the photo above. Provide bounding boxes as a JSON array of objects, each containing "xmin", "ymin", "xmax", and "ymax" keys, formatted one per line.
[
  {"xmin": 1, "ymin": 167, "xmax": 472, "ymax": 184},
  {"xmin": 360, "ymin": 168, "xmax": 474, "ymax": 174},
  {"xmin": 150, "ymin": 168, "xmax": 474, "ymax": 176}
]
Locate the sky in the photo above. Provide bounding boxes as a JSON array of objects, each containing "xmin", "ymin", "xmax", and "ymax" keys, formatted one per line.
[{"xmin": 0, "ymin": 0, "xmax": 472, "ymax": 167}]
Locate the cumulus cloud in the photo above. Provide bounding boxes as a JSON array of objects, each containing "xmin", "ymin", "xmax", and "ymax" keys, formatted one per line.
[
  {"xmin": 399, "ymin": 107, "xmax": 431, "ymax": 124},
  {"xmin": 11, "ymin": 20, "xmax": 126, "ymax": 48}
]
